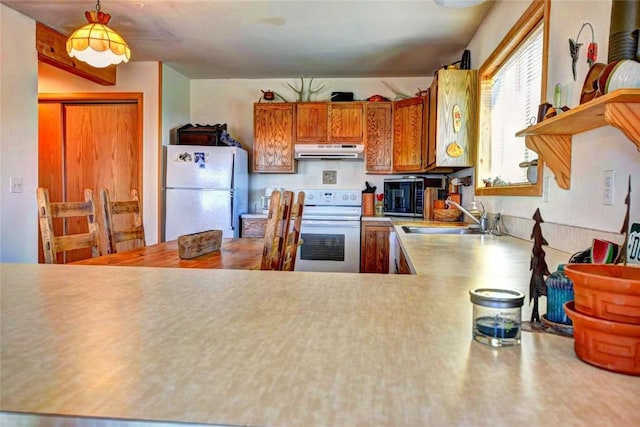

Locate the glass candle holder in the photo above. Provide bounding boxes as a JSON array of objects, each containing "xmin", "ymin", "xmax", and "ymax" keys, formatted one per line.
[{"xmin": 469, "ymin": 288, "xmax": 525, "ymax": 347}]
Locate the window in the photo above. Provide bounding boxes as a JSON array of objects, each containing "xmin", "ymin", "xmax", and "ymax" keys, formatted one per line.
[{"xmin": 475, "ymin": 0, "xmax": 549, "ymax": 197}]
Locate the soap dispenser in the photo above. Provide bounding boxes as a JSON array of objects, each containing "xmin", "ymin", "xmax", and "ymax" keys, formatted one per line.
[{"xmin": 469, "ymin": 201, "xmax": 482, "ymax": 220}]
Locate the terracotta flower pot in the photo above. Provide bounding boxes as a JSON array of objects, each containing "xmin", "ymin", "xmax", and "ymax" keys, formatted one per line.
[
  {"xmin": 564, "ymin": 301, "xmax": 640, "ymax": 376},
  {"xmin": 564, "ymin": 264, "xmax": 640, "ymax": 324}
]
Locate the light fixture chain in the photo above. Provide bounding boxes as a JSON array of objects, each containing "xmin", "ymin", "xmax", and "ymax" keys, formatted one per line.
[{"xmin": 95, "ymin": 0, "xmax": 101, "ymax": 12}]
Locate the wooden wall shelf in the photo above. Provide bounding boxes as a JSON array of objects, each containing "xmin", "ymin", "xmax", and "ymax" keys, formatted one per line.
[{"xmin": 516, "ymin": 89, "xmax": 640, "ymax": 189}]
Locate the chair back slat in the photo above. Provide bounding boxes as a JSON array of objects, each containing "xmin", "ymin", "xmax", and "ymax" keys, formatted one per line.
[
  {"xmin": 50, "ymin": 201, "xmax": 95, "ymax": 218},
  {"xmin": 55, "ymin": 233, "xmax": 100, "ymax": 253},
  {"xmin": 111, "ymin": 200, "xmax": 141, "ymax": 215}
]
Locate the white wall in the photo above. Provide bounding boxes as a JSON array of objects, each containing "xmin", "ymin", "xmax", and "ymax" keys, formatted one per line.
[
  {"xmin": 0, "ymin": 5, "xmax": 39, "ymax": 262},
  {"xmin": 38, "ymin": 62, "xmax": 161, "ymax": 246},
  {"xmin": 160, "ymin": 64, "xmax": 190, "ymax": 240},
  {"xmin": 189, "ymin": 77, "xmax": 432, "ymax": 211},
  {"xmin": 161, "ymin": 64, "xmax": 190, "ymax": 147},
  {"xmin": 467, "ymin": 0, "xmax": 639, "ymax": 235}
]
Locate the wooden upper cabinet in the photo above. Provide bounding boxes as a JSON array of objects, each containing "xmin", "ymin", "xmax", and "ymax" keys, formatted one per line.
[
  {"xmin": 253, "ymin": 103, "xmax": 295, "ymax": 173},
  {"xmin": 365, "ymin": 102, "xmax": 393, "ymax": 174},
  {"xmin": 427, "ymin": 84, "xmax": 438, "ymax": 168},
  {"xmin": 393, "ymin": 96, "xmax": 427, "ymax": 173},
  {"xmin": 295, "ymin": 102, "xmax": 328, "ymax": 143},
  {"xmin": 295, "ymin": 102, "xmax": 365, "ymax": 144},
  {"xmin": 329, "ymin": 102, "xmax": 364, "ymax": 143},
  {"xmin": 428, "ymin": 69, "xmax": 478, "ymax": 170}
]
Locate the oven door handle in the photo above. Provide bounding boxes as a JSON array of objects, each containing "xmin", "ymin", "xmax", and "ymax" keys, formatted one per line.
[{"xmin": 301, "ymin": 220, "xmax": 360, "ymax": 228}]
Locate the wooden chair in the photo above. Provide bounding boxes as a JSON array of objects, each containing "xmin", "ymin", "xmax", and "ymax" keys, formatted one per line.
[
  {"xmin": 100, "ymin": 188, "xmax": 146, "ymax": 254},
  {"xmin": 37, "ymin": 187, "xmax": 100, "ymax": 264},
  {"xmin": 259, "ymin": 190, "xmax": 306, "ymax": 271},
  {"xmin": 260, "ymin": 190, "xmax": 293, "ymax": 270}
]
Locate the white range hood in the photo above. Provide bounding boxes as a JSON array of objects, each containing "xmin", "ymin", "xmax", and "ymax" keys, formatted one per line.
[{"xmin": 294, "ymin": 144, "xmax": 364, "ymax": 160}]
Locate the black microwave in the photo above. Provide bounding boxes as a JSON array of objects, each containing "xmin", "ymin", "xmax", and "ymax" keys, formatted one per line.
[{"xmin": 383, "ymin": 176, "xmax": 446, "ymax": 217}]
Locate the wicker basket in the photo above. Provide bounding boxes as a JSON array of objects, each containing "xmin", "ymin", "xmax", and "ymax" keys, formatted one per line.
[{"xmin": 433, "ymin": 208, "xmax": 462, "ymax": 222}]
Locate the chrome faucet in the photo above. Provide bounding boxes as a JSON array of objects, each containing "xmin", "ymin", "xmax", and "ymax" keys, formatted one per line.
[{"xmin": 445, "ymin": 200, "xmax": 488, "ymax": 232}]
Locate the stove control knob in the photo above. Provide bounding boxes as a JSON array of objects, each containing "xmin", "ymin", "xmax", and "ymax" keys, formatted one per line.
[
  {"xmin": 342, "ymin": 194, "xmax": 349, "ymax": 201},
  {"xmin": 350, "ymin": 194, "xmax": 357, "ymax": 200},
  {"xmin": 307, "ymin": 194, "xmax": 314, "ymax": 201}
]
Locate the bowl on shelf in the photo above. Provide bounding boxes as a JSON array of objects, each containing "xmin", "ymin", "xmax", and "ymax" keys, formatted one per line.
[
  {"xmin": 600, "ymin": 59, "xmax": 640, "ymax": 94},
  {"xmin": 564, "ymin": 301, "xmax": 640, "ymax": 376},
  {"xmin": 564, "ymin": 264, "xmax": 640, "ymax": 324}
]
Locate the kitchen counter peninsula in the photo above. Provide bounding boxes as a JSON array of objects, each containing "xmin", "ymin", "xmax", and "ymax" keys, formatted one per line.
[{"xmin": 2, "ymin": 232, "xmax": 639, "ymax": 426}]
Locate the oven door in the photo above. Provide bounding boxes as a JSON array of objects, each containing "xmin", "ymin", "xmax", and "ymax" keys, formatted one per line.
[{"xmin": 295, "ymin": 219, "xmax": 361, "ymax": 273}]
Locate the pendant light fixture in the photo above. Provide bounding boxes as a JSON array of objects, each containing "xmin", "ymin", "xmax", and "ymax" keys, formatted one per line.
[
  {"xmin": 66, "ymin": 0, "xmax": 131, "ymax": 68},
  {"xmin": 434, "ymin": 0, "xmax": 486, "ymax": 8}
]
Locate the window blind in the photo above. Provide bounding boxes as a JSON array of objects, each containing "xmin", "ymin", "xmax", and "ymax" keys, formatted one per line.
[{"xmin": 481, "ymin": 24, "xmax": 543, "ymax": 184}]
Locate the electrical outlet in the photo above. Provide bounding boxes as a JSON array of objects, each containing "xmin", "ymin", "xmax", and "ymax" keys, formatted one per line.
[
  {"xmin": 10, "ymin": 176, "xmax": 23, "ymax": 193},
  {"xmin": 322, "ymin": 170, "xmax": 337, "ymax": 184},
  {"xmin": 603, "ymin": 170, "xmax": 615, "ymax": 205}
]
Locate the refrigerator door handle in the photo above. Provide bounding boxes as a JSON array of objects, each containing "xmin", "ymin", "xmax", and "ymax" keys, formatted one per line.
[{"xmin": 230, "ymin": 189, "xmax": 235, "ymax": 231}]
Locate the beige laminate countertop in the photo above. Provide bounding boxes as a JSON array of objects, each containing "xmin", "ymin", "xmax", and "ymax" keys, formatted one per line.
[{"xmin": 2, "ymin": 230, "xmax": 639, "ymax": 426}]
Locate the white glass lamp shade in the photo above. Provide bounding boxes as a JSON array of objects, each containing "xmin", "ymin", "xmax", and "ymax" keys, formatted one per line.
[
  {"xmin": 66, "ymin": 11, "xmax": 131, "ymax": 68},
  {"xmin": 434, "ymin": 0, "xmax": 486, "ymax": 8}
]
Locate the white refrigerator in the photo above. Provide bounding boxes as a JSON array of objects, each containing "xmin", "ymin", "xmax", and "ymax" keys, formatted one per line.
[{"xmin": 164, "ymin": 145, "xmax": 248, "ymax": 240}]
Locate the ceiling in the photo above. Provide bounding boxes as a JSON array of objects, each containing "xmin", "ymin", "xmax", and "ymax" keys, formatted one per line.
[{"xmin": 2, "ymin": 0, "xmax": 494, "ymax": 79}]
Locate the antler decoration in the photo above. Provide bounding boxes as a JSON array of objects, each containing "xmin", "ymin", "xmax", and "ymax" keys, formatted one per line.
[
  {"xmin": 287, "ymin": 77, "xmax": 325, "ymax": 102},
  {"xmin": 287, "ymin": 77, "xmax": 305, "ymax": 102},
  {"xmin": 382, "ymin": 81, "xmax": 411, "ymax": 100},
  {"xmin": 306, "ymin": 78, "xmax": 325, "ymax": 101}
]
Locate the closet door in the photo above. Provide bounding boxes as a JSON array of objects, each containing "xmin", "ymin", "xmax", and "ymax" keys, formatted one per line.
[
  {"xmin": 38, "ymin": 103, "xmax": 65, "ymax": 263},
  {"xmin": 38, "ymin": 101, "xmax": 141, "ymax": 262},
  {"xmin": 65, "ymin": 103, "xmax": 140, "ymax": 259}
]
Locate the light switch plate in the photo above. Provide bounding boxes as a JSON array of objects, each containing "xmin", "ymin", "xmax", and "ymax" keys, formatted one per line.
[
  {"xmin": 323, "ymin": 170, "xmax": 337, "ymax": 184},
  {"xmin": 603, "ymin": 170, "xmax": 615, "ymax": 205},
  {"xmin": 10, "ymin": 176, "xmax": 23, "ymax": 193}
]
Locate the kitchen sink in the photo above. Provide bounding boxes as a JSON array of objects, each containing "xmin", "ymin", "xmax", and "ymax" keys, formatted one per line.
[{"xmin": 401, "ymin": 226, "xmax": 488, "ymax": 235}]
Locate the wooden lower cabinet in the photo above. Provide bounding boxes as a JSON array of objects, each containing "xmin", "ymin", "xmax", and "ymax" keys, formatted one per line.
[
  {"xmin": 241, "ymin": 217, "xmax": 267, "ymax": 238},
  {"xmin": 360, "ymin": 220, "xmax": 393, "ymax": 274},
  {"xmin": 396, "ymin": 242, "xmax": 412, "ymax": 274}
]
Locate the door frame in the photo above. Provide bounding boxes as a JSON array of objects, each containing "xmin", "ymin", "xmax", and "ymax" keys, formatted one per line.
[
  {"xmin": 38, "ymin": 92, "xmax": 144, "ymax": 259},
  {"xmin": 38, "ymin": 92, "xmax": 144, "ymax": 202}
]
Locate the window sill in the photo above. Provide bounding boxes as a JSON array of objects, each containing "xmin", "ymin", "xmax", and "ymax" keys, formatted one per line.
[{"xmin": 475, "ymin": 181, "xmax": 542, "ymax": 197}]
